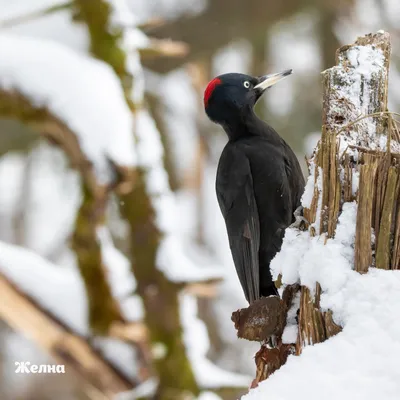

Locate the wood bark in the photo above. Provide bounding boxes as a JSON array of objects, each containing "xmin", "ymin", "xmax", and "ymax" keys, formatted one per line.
[
  {"xmin": 299, "ymin": 32, "xmax": 392, "ymax": 350},
  {"xmin": 233, "ymin": 31, "xmax": 397, "ymax": 387}
]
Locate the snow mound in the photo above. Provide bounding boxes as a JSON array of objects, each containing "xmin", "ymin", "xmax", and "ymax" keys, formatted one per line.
[
  {"xmin": 243, "ymin": 270, "xmax": 400, "ymax": 400},
  {"xmin": 0, "ymin": 34, "xmax": 136, "ymax": 184},
  {"xmin": 245, "ymin": 203, "xmax": 400, "ymax": 399}
]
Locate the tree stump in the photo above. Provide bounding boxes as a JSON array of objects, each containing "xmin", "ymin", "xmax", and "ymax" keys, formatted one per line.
[{"xmin": 233, "ymin": 30, "xmax": 399, "ymax": 387}]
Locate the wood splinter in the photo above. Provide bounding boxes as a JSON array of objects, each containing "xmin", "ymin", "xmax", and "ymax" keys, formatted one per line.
[{"xmin": 231, "ymin": 284, "xmax": 300, "ymax": 342}]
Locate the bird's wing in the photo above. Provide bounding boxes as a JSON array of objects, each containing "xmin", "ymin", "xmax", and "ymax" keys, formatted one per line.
[{"xmin": 216, "ymin": 145, "xmax": 260, "ymax": 303}]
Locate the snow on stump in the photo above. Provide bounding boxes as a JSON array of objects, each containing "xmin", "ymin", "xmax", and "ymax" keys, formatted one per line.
[
  {"xmin": 294, "ymin": 30, "xmax": 395, "ymax": 352},
  {"xmin": 240, "ymin": 30, "xmax": 400, "ymax": 392}
]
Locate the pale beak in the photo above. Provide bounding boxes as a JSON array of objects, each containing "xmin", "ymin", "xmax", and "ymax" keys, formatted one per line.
[{"xmin": 254, "ymin": 69, "xmax": 293, "ymax": 91}]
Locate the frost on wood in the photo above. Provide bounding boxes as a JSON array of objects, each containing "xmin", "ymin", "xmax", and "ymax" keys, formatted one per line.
[
  {"xmin": 292, "ymin": 31, "xmax": 395, "ymax": 352},
  {"xmin": 323, "ymin": 33, "xmax": 391, "ymax": 151}
]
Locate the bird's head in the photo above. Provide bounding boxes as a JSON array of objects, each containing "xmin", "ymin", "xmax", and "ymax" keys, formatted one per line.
[{"xmin": 204, "ymin": 70, "xmax": 292, "ymax": 125}]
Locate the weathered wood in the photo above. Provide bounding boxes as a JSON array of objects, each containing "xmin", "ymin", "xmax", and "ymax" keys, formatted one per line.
[
  {"xmin": 231, "ymin": 297, "xmax": 285, "ymax": 342},
  {"xmin": 324, "ymin": 310, "xmax": 342, "ymax": 339},
  {"xmin": 252, "ymin": 343, "xmax": 294, "ymax": 386},
  {"xmin": 297, "ymin": 285, "xmax": 326, "ymax": 350},
  {"xmin": 391, "ymin": 179, "xmax": 400, "ymax": 269},
  {"xmin": 376, "ymin": 166, "xmax": 398, "ymax": 269},
  {"xmin": 355, "ymin": 156, "xmax": 379, "ymax": 273},
  {"xmin": 298, "ymin": 31, "xmax": 391, "ymax": 352}
]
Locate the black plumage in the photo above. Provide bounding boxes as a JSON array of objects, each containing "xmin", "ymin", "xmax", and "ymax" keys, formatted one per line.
[{"xmin": 204, "ymin": 71, "xmax": 305, "ymax": 303}]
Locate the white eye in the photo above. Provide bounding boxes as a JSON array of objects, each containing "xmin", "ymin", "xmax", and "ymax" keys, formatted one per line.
[{"xmin": 243, "ymin": 81, "xmax": 250, "ymax": 88}]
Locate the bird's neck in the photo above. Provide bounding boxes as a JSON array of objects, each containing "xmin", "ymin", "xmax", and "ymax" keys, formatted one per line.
[{"xmin": 221, "ymin": 108, "xmax": 282, "ymax": 143}]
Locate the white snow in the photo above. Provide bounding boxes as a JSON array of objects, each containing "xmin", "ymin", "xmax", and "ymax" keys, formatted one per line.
[
  {"xmin": 13, "ymin": 144, "xmax": 80, "ymax": 258},
  {"xmin": 271, "ymin": 201, "xmax": 357, "ymax": 290},
  {"xmin": 135, "ymin": 109, "xmax": 225, "ymax": 283},
  {"xmin": 93, "ymin": 336, "xmax": 138, "ymax": 380},
  {"xmin": 107, "ymin": 0, "xmax": 139, "ymax": 28},
  {"xmin": 282, "ymin": 291, "xmax": 300, "ymax": 344},
  {"xmin": 106, "ymin": 0, "xmax": 146, "ymax": 103},
  {"xmin": 300, "ymin": 161, "xmax": 315, "ymax": 209},
  {"xmin": 0, "ymin": 0, "xmax": 90, "ymax": 53},
  {"xmin": 246, "ymin": 200, "xmax": 400, "ymax": 399},
  {"xmin": 243, "ymin": 269, "xmax": 400, "ymax": 400},
  {"xmin": 180, "ymin": 293, "xmax": 252, "ymax": 389},
  {"xmin": 157, "ymin": 236, "xmax": 225, "ymax": 283},
  {"xmin": 0, "ymin": 34, "xmax": 136, "ymax": 184},
  {"xmin": 97, "ymin": 226, "xmax": 144, "ymax": 321},
  {"xmin": 145, "ymin": 68, "xmax": 199, "ymax": 183},
  {"xmin": 97, "ymin": 227, "xmax": 137, "ymax": 298},
  {"xmin": 301, "ymin": 163, "xmax": 323, "ymax": 234},
  {"xmin": 0, "ymin": 240, "xmax": 89, "ymax": 335},
  {"xmin": 0, "ymin": 233, "xmax": 143, "ymax": 336},
  {"xmin": 303, "ymin": 131, "xmax": 320, "ymax": 157},
  {"xmin": 326, "ymin": 39, "xmax": 400, "ymax": 155}
]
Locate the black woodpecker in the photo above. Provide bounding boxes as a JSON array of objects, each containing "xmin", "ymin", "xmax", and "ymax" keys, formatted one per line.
[{"xmin": 204, "ymin": 70, "xmax": 305, "ymax": 303}]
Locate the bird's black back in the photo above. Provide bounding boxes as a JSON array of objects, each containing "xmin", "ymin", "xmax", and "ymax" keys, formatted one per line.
[{"xmin": 216, "ymin": 119, "xmax": 304, "ymax": 302}]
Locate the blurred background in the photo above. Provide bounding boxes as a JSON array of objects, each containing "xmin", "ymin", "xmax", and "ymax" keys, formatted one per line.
[{"xmin": 0, "ymin": 0, "xmax": 399, "ymax": 399}]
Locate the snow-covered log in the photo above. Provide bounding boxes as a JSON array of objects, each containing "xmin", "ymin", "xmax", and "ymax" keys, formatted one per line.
[{"xmin": 0, "ymin": 35, "xmax": 139, "ymax": 335}]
